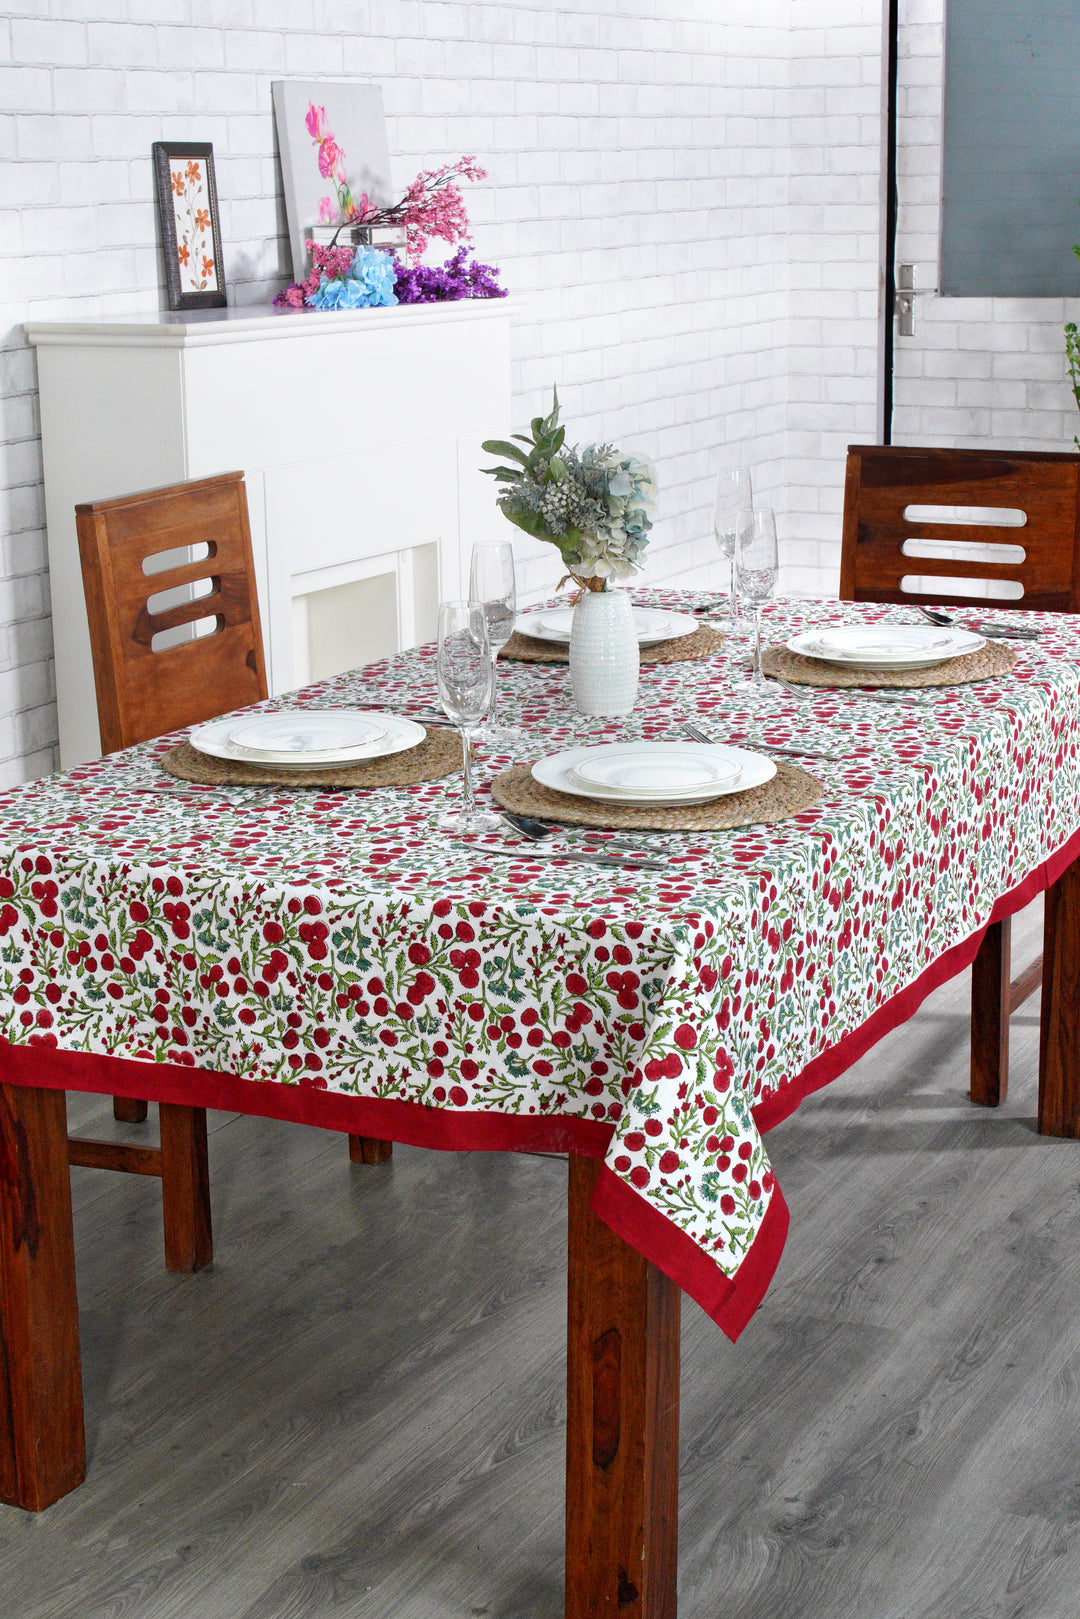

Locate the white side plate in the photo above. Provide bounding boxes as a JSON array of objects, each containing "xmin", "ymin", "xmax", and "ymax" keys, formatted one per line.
[
  {"xmin": 568, "ymin": 743, "xmax": 743, "ymax": 796},
  {"xmin": 227, "ymin": 710, "xmax": 389, "ymax": 763},
  {"xmin": 516, "ymin": 606, "xmax": 700, "ymax": 647}
]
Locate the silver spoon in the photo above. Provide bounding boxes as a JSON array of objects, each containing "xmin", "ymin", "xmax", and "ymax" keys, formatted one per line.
[{"xmin": 500, "ymin": 811, "xmax": 664, "ymax": 859}]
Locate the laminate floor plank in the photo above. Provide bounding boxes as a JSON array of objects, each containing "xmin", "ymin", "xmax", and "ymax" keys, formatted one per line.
[{"xmin": 6, "ymin": 896, "xmax": 1080, "ymax": 1618}]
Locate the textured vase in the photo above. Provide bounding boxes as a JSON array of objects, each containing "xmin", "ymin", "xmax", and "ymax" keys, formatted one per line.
[{"xmin": 568, "ymin": 588, "xmax": 640, "ymax": 716}]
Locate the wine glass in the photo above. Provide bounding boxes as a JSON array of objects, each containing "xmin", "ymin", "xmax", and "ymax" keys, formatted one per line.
[
  {"xmin": 469, "ymin": 541, "xmax": 519, "ymax": 746},
  {"xmin": 714, "ymin": 467, "xmax": 753, "ymax": 629},
  {"xmin": 436, "ymin": 600, "xmax": 501, "ymax": 833},
  {"xmin": 735, "ymin": 508, "xmax": 779, "ymax": 701}
]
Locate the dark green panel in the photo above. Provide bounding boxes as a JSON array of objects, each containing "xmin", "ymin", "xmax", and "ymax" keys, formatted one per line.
[{"xmin": 941, "ymin": 0, "xmax": 1080, "ymax": 297}]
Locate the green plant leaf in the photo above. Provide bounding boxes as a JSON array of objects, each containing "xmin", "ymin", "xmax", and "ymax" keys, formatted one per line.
[
  {"xmin": 481, "ymin": 439, "xmax": 530, "ymax": 466},
  {"xmin": 500, "ymin": 506, "xmax": 551, "ymax": 540}
]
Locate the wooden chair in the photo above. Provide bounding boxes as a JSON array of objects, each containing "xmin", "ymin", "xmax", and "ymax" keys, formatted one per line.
[
  {"xmin": 74, "ymin": 473, "xmax": 390, "ymax": 1271},
  {"xmin": 840, "ymin": 444, "xmax": 1080, "ymax": 1107}
]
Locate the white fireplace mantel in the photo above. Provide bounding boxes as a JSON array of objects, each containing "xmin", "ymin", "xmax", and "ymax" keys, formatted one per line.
[{"xmin": 27, "ymin": 297, "xmax": 523, "ymax": 767}]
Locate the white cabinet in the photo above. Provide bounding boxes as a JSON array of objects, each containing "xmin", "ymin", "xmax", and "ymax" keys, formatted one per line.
[{"xmin": 26, "ymin": 298, "xmax": 521, "ymax": 767}]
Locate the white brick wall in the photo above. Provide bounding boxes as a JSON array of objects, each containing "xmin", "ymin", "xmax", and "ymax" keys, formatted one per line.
[
  {"xmin": 1, "ymin": 0, "xmax": 810, "ymax": 785},
  {"xmin": 5, "ymin": 0, "xmax": 1070, "ymax": 788}
]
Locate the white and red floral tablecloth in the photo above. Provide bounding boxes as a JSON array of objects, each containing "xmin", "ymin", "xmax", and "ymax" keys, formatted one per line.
[{"xmin": 3, "ymin": 592, "xmax": 1080, "ymax": 1338}]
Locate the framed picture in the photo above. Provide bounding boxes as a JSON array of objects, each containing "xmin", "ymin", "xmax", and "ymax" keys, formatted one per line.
[
  {"xmin": 152, "ymin": 142, "xmax": 227, "ymax": 311},
  {"xmin": 272, "ymin": 80, "xmax": 392, "ymax": 282}
]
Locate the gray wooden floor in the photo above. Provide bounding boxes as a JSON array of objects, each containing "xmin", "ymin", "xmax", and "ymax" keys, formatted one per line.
[{"xmin": 4, "ymin": 902, "xmax": 1080, "ymax": 1619}]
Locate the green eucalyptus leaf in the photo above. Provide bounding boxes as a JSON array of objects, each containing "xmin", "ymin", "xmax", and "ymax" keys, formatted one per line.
[
  {"xmin": 481, "ymin": 439, "xmax": 531, "ymax": 466},
  {"xmin": 500, "ymin": 506, "xmax": 550, "ymax": 541}
]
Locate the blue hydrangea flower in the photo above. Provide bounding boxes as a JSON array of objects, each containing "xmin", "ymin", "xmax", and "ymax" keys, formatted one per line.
[{"xmin": 306, "ymin": 247, "xmax": 398, "ymax": 311}]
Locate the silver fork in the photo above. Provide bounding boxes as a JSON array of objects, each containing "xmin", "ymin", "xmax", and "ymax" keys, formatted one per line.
[{"xmin": 679, "ymin": 720, "xmax": 843, "ymax": 762}]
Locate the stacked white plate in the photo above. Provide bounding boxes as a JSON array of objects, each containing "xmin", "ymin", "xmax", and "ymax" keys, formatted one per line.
[
  {"xmin": 786, "ymin": 624, "xmax": 985, "ymax": 671},
  {"xmin": 515, "ymin": 605, "xmax": 699, "ymax": 647},
  {"xmin": 532, "ymin": 742, "xmax": 776, "ymax": 806},
  {"xmin": 189, "ymin": 709, "xmax": 426, "ymax": 769}
]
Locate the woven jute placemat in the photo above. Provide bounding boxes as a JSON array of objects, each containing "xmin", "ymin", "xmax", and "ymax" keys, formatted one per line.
[
  {"xmin": 161, "ymin": 728, "xmax": 461, "ymax": 789},
  {"xmin": 491, "ymin": 760, "xmax": 823, "ymax": 832},
  {"xmin": 762, "ymin": 639, "xmax": 1017, "ymax": 690},
  {"xmin": 500, "ymin": 622, "xmax": 725, "ymax": 666}
]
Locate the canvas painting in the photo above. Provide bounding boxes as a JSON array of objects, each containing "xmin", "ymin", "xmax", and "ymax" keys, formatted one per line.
[{"xmin": 272, "ymin": 80, "xmax": 393, "ymax": 283}]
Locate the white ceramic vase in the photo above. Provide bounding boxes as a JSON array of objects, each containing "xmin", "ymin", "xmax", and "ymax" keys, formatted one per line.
[{"xmin": 568, "ymin": 588, "xmax": 640, "ymax": 716}]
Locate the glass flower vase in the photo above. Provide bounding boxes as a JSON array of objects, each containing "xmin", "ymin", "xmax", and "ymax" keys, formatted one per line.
[{"xmin": 568, "ymin": 588, "xmax": 639, "ymax": 716}]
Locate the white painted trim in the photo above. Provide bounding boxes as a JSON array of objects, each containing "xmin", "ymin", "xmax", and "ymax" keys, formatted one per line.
[{"xmin": 25, "ymin": 296, "xmax": 528, "ymax": 351}]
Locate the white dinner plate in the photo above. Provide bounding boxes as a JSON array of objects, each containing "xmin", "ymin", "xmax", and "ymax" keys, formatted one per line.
[
  {"xmin": 786, "ymin": 624, "xmax": 984, "ymax": 670},
  {"xmin": 533, "ymin": 742, "xmax": 776, "ymax": 805},
  {"xmin": 190, "ymin": 709, "xmax": 426, "ymax": 768},
  {"xmin": 515, "ymin": 606, "xmax": 700, "ymax": 647},
  {"xmin": 227, "ymin": 710, "xmax": 389, "ymax": 764}
]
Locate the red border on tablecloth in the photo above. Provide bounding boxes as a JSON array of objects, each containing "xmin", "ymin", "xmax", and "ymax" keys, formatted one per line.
[{"xmin": 2, "ymin": 821, "xmax": 1077, "ymax": 1344}]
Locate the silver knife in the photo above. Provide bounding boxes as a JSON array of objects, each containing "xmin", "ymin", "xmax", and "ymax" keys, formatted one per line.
[{"xmin": 461, "ymin": 843, "xmax": 666, "ymax": 873}]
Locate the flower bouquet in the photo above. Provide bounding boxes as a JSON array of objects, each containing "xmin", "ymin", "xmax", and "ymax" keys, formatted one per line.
[
  {"xmin": 276, "ymin": 137, "xmax": 505, "ymax": 312},
  {"xmin": 482, "ymin": 390, "xmax": 657, "ymax": 717},
  {"xmin": 481, "ymin": 390, "xmax": 656, "ymax": 593}
]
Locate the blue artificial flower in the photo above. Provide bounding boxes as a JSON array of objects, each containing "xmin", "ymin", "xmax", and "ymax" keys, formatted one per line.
[
  {"xmin": 350, "ymin": 245, "xmax": 399, "ymax": 306},
  {"xmin": 305, "ymin": 247, "xmax": 399, "ymax": 311}
]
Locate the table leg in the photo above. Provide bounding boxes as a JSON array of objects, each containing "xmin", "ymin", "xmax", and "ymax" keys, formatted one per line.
[
  {"xmin": 0, "ymin": 1082, "xmax": 85, "ymax": 1510},
  {"xmin": 158, "ymin": 1103, "xmax": 213, "ymax": 1273},
  {"xmin": 348, "ymin": 1135, "xmax": 393, "ymax": 1165},
  {"xmin": 1040, "ymin": 856, "xmax": 1080, "ymax": 1136},
  {"xmin": 970, "ymin": 917, "xmax": 1011, "ymax": 1106},
  {"xmin": 565, "ymin": 1157, "xmax": 680, "ymax": 1619}
]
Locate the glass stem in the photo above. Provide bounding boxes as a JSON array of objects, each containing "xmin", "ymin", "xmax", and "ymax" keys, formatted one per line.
[
  {"xmin": 729, "ymin": 555, "xmax": 739, "ymax": 630},
  {"xmin": 488, "ymin": 654, "xmax": 500, "ymax": 729},
  {"xmin": 461, "ymin": 729, "xmax": 476, "ymax": 815},
  {"xmin": 752, "ymin": 608, "xmax": 764, "ymax": 685}
]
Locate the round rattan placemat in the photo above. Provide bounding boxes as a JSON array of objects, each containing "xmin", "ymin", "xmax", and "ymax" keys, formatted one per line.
[
  {"xmin": 161, "ymin": 728, "xmax": 462, "ymax": 789},
  {"xmin": 491, "ymin": 760, "xmax": 823, "ymax": 831},
  {"xmin": 761, "ymin": 639, "xmax": 1017, "ymax": 689},
  {"xmin": 500, "ymin": 622, "xmax": 725, "ymax": 666}
]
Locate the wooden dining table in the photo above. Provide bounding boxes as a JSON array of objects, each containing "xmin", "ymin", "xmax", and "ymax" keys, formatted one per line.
[{"xmin": 3, "ymin": 590, "xmax": 1080, "ymax": 1619}]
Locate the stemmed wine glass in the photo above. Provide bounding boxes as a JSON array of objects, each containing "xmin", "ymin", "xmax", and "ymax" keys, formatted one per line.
[
  {"xmin": 469, "ymin": 540, "xmax": 519, "ymax": 746},
  {"xmin": 436, "ymin": 600, "xmax": 501, "ymax": 833},
  {"xmin": 735, "ymin": 508, "xmax": 779, "ymax": 701},
  {"xmin": 714, "ymin": 467, "xmax": 753, "ymax": 630}
]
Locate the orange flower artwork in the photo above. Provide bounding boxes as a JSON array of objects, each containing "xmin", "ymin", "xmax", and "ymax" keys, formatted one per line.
[{"xmin": 167, "ymin": 158, "xmax": 219, "ymax": 294}]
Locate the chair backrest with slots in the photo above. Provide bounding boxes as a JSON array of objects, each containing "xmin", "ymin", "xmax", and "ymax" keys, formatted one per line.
[
  {"xmin": 75, "ymin": 471, "xmax": 267, "ymax": 755},
  {"xmin": 840, "ymin": 445, "xmax": 1080, "ymax": 614}
]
